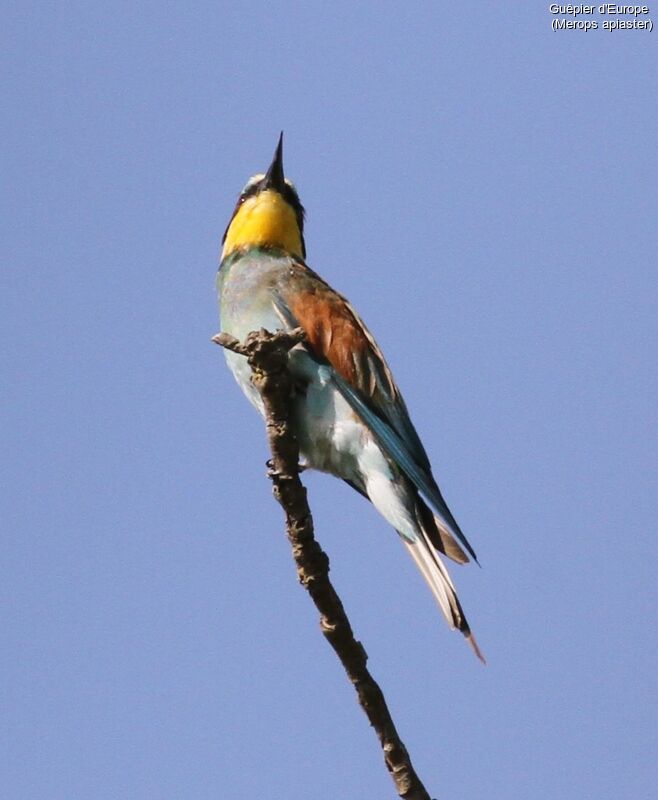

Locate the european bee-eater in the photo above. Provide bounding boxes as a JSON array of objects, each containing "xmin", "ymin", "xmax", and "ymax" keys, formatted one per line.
[{"xmin": 217, "ymin": 135, "xmax": 483, "ymax": 661}]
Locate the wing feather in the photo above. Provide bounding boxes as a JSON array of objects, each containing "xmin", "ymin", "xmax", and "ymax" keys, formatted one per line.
[{"xmin": 270, "ymin": 261, "xmax": 477, "ymax": 563}]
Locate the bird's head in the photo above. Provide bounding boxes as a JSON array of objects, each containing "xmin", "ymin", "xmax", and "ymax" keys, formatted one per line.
[{"xmin": 221, "ymin": 133, "xmax": 306, "ymax": 261}]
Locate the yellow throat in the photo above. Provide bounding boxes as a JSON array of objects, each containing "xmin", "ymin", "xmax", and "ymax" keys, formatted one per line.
[{"xmin": 222, "ymin": 189, "xmax": 304, "ymax": 260}]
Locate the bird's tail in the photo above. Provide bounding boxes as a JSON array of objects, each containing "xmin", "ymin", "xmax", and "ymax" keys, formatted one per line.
[{"xmin": 403, "ymin": 523, "xmax": 485, "ymax": 664}]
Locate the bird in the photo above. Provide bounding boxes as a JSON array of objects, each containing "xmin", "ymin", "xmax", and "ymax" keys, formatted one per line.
[{"xmin": 217, "ymin": 134, "xmax": 484, "ymax": 661}]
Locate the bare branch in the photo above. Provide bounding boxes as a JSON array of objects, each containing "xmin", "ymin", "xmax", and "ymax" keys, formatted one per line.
[{"xmin": 213, "ymin": 328, "xmax": 434, "ymax": 800}]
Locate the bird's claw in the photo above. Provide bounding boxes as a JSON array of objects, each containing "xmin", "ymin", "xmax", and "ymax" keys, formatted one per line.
[{"xmin": 266, "ymin": 458, "xmax": 307, "ymax": 478}]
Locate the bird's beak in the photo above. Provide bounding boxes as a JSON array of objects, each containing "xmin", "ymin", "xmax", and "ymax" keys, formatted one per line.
[{"xmin": 262, "ymin": 132, "xmax": 285, "ymax": 192}]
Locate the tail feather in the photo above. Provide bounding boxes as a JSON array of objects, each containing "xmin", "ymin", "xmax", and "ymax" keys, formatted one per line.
[
  {"xmin": 415, "ymin": 497, "xmax": 470, "ymax": 564},
  {"xmin": 403, "ymin": 528, "xmax": 486, "ymax": 664}
]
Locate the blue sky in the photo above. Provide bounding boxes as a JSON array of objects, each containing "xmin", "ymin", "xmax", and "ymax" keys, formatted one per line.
[{"xmin": 2, "ymin": 3, "xmax": 656, "ymax": 798}]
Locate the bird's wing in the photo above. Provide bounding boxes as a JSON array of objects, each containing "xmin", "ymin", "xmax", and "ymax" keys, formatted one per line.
[{"xmin": 271, "ymin": 262, "xmax": 477, "ymax": 562}]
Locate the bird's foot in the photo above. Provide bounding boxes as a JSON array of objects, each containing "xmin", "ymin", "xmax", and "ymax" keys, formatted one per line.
[{"xmin": 266, "ymin": 458, "xmax": 307, "ymax": 478}]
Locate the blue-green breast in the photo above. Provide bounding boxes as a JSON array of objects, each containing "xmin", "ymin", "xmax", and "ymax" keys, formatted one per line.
[{"xmin": 217, "ymin": 247, "xmax": 295, "ymax": 339}]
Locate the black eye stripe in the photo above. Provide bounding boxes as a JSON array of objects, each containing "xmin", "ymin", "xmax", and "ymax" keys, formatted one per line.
[
  {"xmin": 239, "ymin": 182, "xmax": 262, "ymax": 202},
  {"xmin": 280, "ymin": 185, "xmax": 306, "ymax": 233}
]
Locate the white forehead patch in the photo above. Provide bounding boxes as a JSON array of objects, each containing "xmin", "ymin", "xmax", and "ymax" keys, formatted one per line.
[
  {"xmin": 242, "ymin": 174, "xmax": 265, "ymax": 193},
  {"xmin": 240, "ymin": 173, "xmax": 299, "ymax": 195}
]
